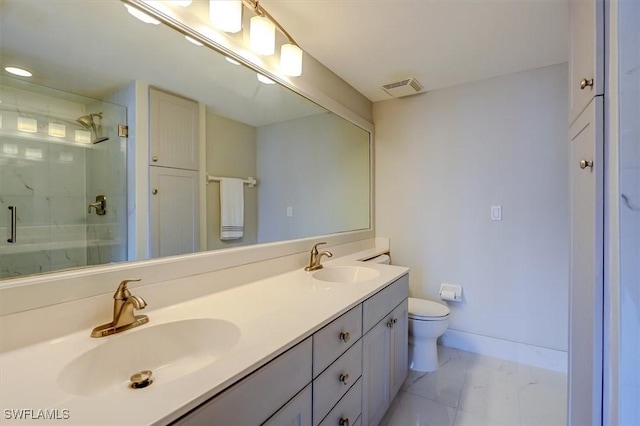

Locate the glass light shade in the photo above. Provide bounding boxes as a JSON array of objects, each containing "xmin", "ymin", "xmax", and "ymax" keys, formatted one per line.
[
  {"xmin": 280, "ymin": 44, "xmax": 303, "ymax": 76},
  {"xmin": 17, "ymin": 117, "xmax": 37, "ymax": 133},
  {"xmin": 3, "ymin": 144, "xmax": 18, "ymax": 155},
  {"xmin": 250, "ymin": 16, "xmax": 275, "ymax": 56},
  {"xmin": 48, "ymin": 123, "xmax": 66, "ymax": 138},
  {"xmin": 124, "ymin": 4, "xmax": 160, "ymax": 25},
  {"xmin": 75, "ymin": 130, "xmax": 92, "ymax": 144},
  {"xmin": 256, "ymin": 73, "xmax": 276, "ymax": 85},
  {"xmin": 209, "ymin": 0, "xmax": 242, "ymax": 33},
  {"xmin": 25, "ymin": 148, "xmax": 43, "ymax": 160}
]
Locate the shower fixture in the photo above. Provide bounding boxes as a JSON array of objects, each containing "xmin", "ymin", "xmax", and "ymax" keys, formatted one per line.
[{"xmin": 76, "ymin": 112, "xmax": 109, "ymax": 144}]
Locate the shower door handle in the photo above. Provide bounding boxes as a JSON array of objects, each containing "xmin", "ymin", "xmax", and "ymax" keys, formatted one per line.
[{"xmin": 7, "ymin": 206, "xmax": 17, "ymax": 243}]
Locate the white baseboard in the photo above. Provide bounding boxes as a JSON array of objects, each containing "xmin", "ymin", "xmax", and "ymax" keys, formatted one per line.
[{"xmin": 439, "ymin": 329, "xmax": 568, "ymax": 373}]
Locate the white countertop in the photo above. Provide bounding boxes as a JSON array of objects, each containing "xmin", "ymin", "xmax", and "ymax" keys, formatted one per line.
[{"xmin": 0, "ymin": 254, "xmax": 408, "ymax": 426}]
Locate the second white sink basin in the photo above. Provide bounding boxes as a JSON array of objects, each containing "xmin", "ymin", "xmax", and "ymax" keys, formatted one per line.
[
  {"xmin": 312, "ymin": 266, "xmax": 380, "ymax": 283},
  {"xmin": 57, "ymin": 318, "xmax": 241, "ymax": 396}
]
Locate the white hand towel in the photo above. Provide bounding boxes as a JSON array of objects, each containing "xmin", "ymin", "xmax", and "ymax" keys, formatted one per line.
[{"xmin": 220, "ymin": 178, "xmax": 244, "ymax": 240}]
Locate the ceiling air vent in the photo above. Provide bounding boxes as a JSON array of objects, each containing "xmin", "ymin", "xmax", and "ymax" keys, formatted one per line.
[{"xmin": 381, "ymin": 77, "xmax": 423, "ymax": 98}]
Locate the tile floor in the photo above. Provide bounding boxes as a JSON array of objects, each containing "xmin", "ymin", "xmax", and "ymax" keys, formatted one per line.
[{"xmin": 380, "ymin": 346, "xmax": 567, "ymax": 426}]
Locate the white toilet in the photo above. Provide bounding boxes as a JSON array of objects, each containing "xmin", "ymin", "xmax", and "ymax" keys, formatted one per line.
[{"xmin": 408, "ymin": 297, "xmax": 450, "ymax": 372}]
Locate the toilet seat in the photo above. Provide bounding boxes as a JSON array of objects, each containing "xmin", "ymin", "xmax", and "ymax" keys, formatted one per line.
[{"xmin": 408, "ymin": 297, "xmax": 450, "ymax": 320}]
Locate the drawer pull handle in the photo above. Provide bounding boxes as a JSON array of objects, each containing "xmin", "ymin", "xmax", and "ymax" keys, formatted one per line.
[
  {"xmin": 339, "ymin": 373, "xmax": 350, "ymax": 385},
  {"xmin": 339, "ymin": 331, "xmax": 350, "ymax": 342},
  {"xmin": 580, "ymin": 159, "xmax": 594, "ymax": 170},
  {"xmin": 339, "ymin": 418, "xmax": 349, "ymax": 426},
  {"xmin": 580, "ymin": 78, "xmax": 594, "ymax": 90}
]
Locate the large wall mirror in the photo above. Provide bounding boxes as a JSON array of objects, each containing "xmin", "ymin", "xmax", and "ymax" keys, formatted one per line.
[{"xmin": 0, "ymin": 0, "xmax": 371, "ymax": 281}]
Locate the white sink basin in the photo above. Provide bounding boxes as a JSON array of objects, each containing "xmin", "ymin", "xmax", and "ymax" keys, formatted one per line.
[
  {"xmin": 312, "ymin": 266, "xmax": 380, "ymax": 283},
  {"xmin": 57, "ymin": 318, "xmax": 241, "ymax": 396}
]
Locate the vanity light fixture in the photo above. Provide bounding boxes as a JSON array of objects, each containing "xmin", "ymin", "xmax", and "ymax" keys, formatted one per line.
[
  {"xmin": 209, "ymin": 0, "xmax": 243, "ymax": 33},
  {"xmin": 256, "ymin": 73, "xmax": 276, "ymax": 85},
  {"xmin": 48, "ymin": 123, "xmax": 66, "ymax": 138},
  {"xmin": 17, "ymin": 117, "xmax": 37, "ymax": 133},
  {"xmin": 280, "ymin": 43, "xmax": 303, "ymax": 77},
  {"xmin": 124, "ymin": 3, "xmax": 161, "ymax": 25},
  {"xmin": 250, "ymin": 15, "xmax": 275, "ymax": 56},
  {"xmin": 5, "ymin": 67, "xmax": 32, "ymax": 77}
]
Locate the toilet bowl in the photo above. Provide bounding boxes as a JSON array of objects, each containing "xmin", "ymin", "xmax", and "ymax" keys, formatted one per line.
[{"xmin": 408, "ymin": 297, "xmax": 450, "ymax": 372}]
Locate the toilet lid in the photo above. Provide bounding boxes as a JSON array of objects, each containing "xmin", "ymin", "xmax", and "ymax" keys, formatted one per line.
[{"xmin": 408, "ymin": 297, "xmax": 450, "ymax": 319}]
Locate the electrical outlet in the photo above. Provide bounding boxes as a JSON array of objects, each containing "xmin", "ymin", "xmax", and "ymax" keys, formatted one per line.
[{"xmin": 491, "ymin": 205, "xmax": 502, "ymax": 221}]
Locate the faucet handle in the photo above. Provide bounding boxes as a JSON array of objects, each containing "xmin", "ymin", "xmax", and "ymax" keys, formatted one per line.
[{"xmin": 114, "ymin": 279, "xmax": 141, "ymax": 300}]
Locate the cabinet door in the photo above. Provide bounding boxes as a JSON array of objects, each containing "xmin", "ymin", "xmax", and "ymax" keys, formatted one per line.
[
  {"xmin": 149, "ymin": 166, "xmax": 199, "ymax": 258},
  {"xmin": 264, "ymin": 384, "xmax": 312, "ymax": 426},
  {"xmin": 569, "ymin": 0, "xmax": 604, "ymax": 124},
  {"xmin": 362, "ymin": 317, "xmax": 391, "ymax": 426},
  {"xmin": 149, "ymin": 88, "xmax": 199, "ymax": 170},
  {"xmin": 568, "ymin": 97, "xmax": 603, "ymax": 426},
  {"xmin": 389, "ymin": 300, "xmax": 408, "ymax": 399}
]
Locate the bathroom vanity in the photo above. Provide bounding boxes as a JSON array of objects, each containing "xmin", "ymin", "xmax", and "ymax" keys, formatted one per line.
[{"xmin": 0, "ymin": 254, "xmax": 409, "ymax": 426}]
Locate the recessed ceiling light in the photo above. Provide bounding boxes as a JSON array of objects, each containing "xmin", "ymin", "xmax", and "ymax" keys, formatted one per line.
[
  {"xmin": 5, "ymin": 67, "xmax": 32, "ymax": 77},
  {"xmin": 185, "ymin": 36, "xmax": 203, "ymax": 46},
  {"xmin": 225, "ymin": 57, "xmax": 240, "ymax": 65},
  {"xmin": 256, "ymin": 74, "xmax": 275, "ymax": 85}
]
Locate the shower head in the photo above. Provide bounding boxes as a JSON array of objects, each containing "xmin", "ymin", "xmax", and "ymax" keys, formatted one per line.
[{"xmin": 76, "ymin": 112, "xmax": 109, "ymax": 144}]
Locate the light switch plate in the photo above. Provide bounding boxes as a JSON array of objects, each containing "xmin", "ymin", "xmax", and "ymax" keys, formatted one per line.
[
  {"xmin": 286, "ymin": 206, "xmax": 293, "ymax": 217},
  {"xmin": 491, "ymin": 205, "xmax": 502, "ymax": 221}
]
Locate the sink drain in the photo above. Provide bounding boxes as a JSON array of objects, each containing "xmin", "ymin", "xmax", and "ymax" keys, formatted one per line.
[{"xmin": 130, "ymin": 370, "xmax": 153, "ymax": 389}]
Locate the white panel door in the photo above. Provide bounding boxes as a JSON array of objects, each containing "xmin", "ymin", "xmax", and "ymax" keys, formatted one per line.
[
  {"xmin": 569, "ymin": 0, "xmax": 604, "ymax": 124},
  {"xmin": 149, "ymin": 88, "xmax": 199, "ymax": 170},
  {"xmin": 568, "ymin": 97, "xmax": 603, "ymax": 426},
  {"xmin": 149, "ymin": 166, "xmax": 199, "ymax": 258},
  {"xmin": 362, "ymin": 317, "xmax": 391, "ymax": 426}
]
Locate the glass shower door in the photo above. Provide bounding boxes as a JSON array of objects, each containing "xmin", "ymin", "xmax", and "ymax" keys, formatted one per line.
[{"xmin": 0, "ymin": 77, "xmax": 127, "ymax": 279}]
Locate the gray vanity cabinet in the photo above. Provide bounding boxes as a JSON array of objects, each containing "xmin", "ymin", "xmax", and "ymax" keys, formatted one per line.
[
  {"xmin": 172, "ymin": 338, "xmax": 312, "ymax": 426},
  {"xmin": 171, "ymin": 273, "xmax": 409, "ymax": 426},
  {"xmin": 361, "ymin": 275, "xmax": 409, "ymax": 426}
]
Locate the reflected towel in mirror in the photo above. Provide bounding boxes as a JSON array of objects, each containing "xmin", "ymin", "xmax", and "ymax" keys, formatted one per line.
[{"xmin": 220, "ymin": 178, "xmax": 244, "ymax": 240}]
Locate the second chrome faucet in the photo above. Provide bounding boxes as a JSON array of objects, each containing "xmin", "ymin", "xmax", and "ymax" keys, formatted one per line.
[{"xmin": 305, "ymin": 242, "xmax": 333, "ymax": 271}]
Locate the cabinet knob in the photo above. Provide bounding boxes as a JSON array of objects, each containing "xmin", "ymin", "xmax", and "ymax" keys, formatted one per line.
[
  {"xmin": 339, "ymin": 373, "xmax": 350, "ymax": 385},
  {"xmin": 339, "ymin": 331, "xmax": 350, "ymax": 343},
  {"xmin": 579, "ymin": 159, "xmax": 594, "ymax": 170},
  {"xmin": 152, "ymin": 155, "xmax": 158, "ymax": 162},
  {"xmin": 580, "ymin": 78, "xmax": 594, "ymax": 90},
  {"xmin": 152, "ymin": 189, "xmax": 158, "ymax": 195},
  {"xmin": 339, "ymin": 418, "xmax": 349, "ymax": 426},
  {"xmin": 386, "ymin": 320, "xmax": 394, "ymax": 329}
]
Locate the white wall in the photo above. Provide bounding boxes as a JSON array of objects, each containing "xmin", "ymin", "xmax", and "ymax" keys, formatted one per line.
[
  {"xmin": 374, "ymin": 64, "xmax": 569, "ymax": 352},
  {"xmin": 256, "ymin": 113, "xmax": 370, "ymax": 243}
]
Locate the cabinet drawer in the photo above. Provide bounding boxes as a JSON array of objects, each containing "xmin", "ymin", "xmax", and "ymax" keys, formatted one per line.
[
  {"xmin": 313, "ymin": 340, "xmax": 362, "ymax": 425},
  {"xmin": 264, "ymin": 383, "xmax": 312, "ymax": 426},
  {"xmin": 173, "ymin": 337, "xmax": 312, "ymax": 425},
  {"xmin": 313, "ymin": 304, "xmax": 362, "ymax": 377},
  {"xmin": 362, "ymin": 274, "xmax": 409, "ymax": 333},
  {"xmin": 318, "ymin": 378, "xmax": 362, "ymax": 426}
]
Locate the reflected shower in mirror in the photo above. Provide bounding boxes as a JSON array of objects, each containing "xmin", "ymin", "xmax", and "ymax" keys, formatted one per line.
[{"xmin": 0, "ymin": 0, "xmax": 370, "ymax": 281}]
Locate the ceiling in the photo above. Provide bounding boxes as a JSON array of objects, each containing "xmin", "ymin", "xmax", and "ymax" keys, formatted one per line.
[{"xmin": 261, "ymin": 0, "xmax": 569, "ymax": 102}]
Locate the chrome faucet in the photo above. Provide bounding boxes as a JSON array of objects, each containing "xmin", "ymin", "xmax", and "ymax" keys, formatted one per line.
[
  {"xmin": 91, "ymin": 279, "xmax": 149, "ymax": 338},
  {"xmin": 305, "ymin": 242, "xmax": 333, "ymax": 271}
]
